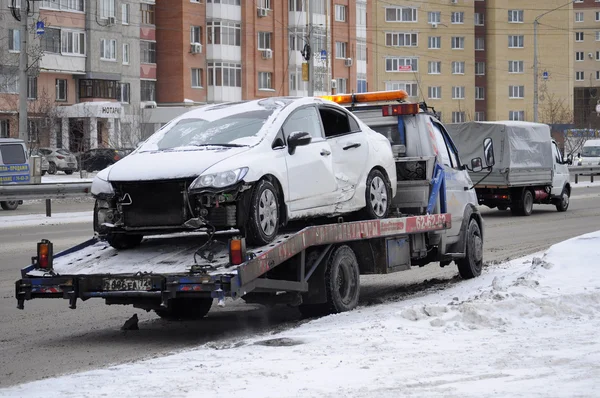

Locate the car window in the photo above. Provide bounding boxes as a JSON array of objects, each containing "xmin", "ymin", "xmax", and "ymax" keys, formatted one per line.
[
  {"xmin": 40, "ymin": 149, "xmax": 52, "ymax": 155},
  {"xmin": 318, "ymin": 106, "xmax": 357, "ymax": 138},
  {"xmin": 282, "ymin": 106, "xmax": 323, "ymax": 140},
  {"xmin": 581, "ymin": 146, "xmax": 600, "ymax": 157},
  {"xmin": 0, "ymin": 144, "xmax": 26, "ymax": 164},
  {"xmin": 428, "ymin": 120, "xmax": 454, "ymax": 168},
  {"xmin": 57, "ymin": 149, "xmax": 71, "ymax": 155},
  {"xmin": 434, "ymin": 120, "xmax": 461, "ymax": 168},
  {"xmin": 552, "ymin": 142, "xmax": 562, "ymax": 163}
]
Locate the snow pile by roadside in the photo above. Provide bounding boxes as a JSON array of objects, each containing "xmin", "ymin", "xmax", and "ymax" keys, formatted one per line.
[
  {"xmin": 0, "ymin": 211, "xmax": 92, "ymax": 228},
  {"xmin": 41, "ymin": 172, "xmax": 96, "ymax": 183},
  {"xmin": 2, "ymin": 232, "xmax": 600, "ymax": 397}
]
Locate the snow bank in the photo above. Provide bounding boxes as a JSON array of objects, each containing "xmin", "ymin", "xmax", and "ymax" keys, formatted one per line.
[
  {"xmin": 0, "ymin": 211, "xmax": 92, "ymax": 228},
  {"xmin": 2, "ymin": 232, "xmax": 600, "ymax": 397}
]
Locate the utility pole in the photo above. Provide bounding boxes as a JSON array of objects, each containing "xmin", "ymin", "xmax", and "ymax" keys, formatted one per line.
[
  {"xmin": 307, "ymin": 0, "xmax": 314, "ymax": 96},
  {"xmin": 18, "ymin": 0, "xmax": 29, "ymax": 141},
  {"xmin": 533, "ymin": 19, "xmax": 539, "ymax": 123}
]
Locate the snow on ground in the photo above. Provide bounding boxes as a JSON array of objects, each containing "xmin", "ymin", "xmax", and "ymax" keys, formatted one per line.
[
  {"xmin": 571, "ymin": 179, "xmax": 600, "ymax": 189},
  {"xmin": 0, "ymin": 211, "xmax": 92, "ymax": 228},
  {"xmin": 1, "ymin": 233, "xmax": 600, "ymax": 397},
  {"xmin": 41, "ymin": 172, "xmax": 96, "ymax": 183}
]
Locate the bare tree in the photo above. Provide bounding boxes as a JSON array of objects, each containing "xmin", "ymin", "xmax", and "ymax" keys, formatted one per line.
[{"xmin": 539, "ymin": 86, "xmax": 579, "ymax": 156}]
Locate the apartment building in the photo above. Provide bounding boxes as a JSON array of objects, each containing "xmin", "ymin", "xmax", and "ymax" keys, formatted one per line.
[
  {"xmin": 152, "ymin": 0, "xmax": 371, "ymax": 106},
  {"xmin": 573, "ymin": 0, "xmax": 600, "ymax": 129},
  {"xmin": 0, "ymin": 0, "xmax": 143, "ymax": 151}
]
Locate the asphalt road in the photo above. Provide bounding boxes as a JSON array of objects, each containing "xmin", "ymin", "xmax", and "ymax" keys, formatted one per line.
[{"xmin": 1, "ymin": 185, "xmax": 600, "ymax": 388}]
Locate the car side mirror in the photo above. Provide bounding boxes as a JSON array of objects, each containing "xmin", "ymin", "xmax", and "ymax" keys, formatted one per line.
[
  {"xmin": 483, "ymin": 137, "xmax": 495, "ymax": 167},
  {"xmin": 565, "ymin": 154, "xmax": 573, "ymax": 165},
  {"xmin": 287, "ymin": 131, "xmax": 312, "ymax": 155},
  {"xmin": 468, "ymin": 157, "xmax": 483, "ymax": 173}
]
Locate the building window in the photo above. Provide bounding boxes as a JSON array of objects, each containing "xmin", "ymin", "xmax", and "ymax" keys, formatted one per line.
[
  {"xmin": 140, "ymin": 41, "xmax": 156, "ymax": 63},
  {"xmin": 475, "ymin": 86, "xmax": 485, "ymax": 100},
  {"xmin": 385, "ymin": 7, "xmax": 417, "ymax": 22},
  {"xmin": 596, "ymin": 11, "xmax": 600, "ymax": 22},
  {"xmin": 207, "ymin": 22, "xmax": 241, "ymax": 46},
  {"xmin": 288, "ymin": 0, "xmax": 304, "ymax": 12},
  {"xmin": 100, "ymin": 39, "xmax": 117, "ymax": 61},
  {"xmin": 336, "ymin": 78, "xmax": 348, "ymax": 94},
  {"xmin": 475, "ymin": 37, "xmax": 485, "ymax": 51},
  {"xmin": 336, "ymin": 41, "xmax": 347, "ymax": 58},
  {"xmin": 508, "ymin": 35, "xmax": 524, "ymax": 48},
  {"xmin": 118, "ymin": 82, "xmax": 130, "ymax": 103},
  {"xmin": 41, "ymin": 27, "xmax": 61, "ymax": 53},
  {"xmin": 122, "ymin": 3, "xmax": 129, "ymax": 24},
  {"xmin": 79, "ymin": 79, "xmax": 118, "ymax": 99},
  {"xmin": 0, "ymin": 71, "xmax": 19, "ymax": 94},
  {"xmin": 122, "ymin": 43, "xmax": 129, "ymax": 64},
  {"xmin": 597, "ymin": 71, "xmax": 600, "ymax": 80},
  {"xmin": 9, "ymin": 29, "xmax": 20, "ymax": 51},
  {"xmin": 335, "ymin": 4, "xmax": 346, "ymax": 22},
  {"xmin": 576, "ymin": 51, "xmax": 584, "ymax": 61},
  {"xmin": 42, "ymin": 0, "xmax": 84, "ymax": 12},
  {"xmin": 258, "ymin": 72, "xmax": 273, "ymax": 90},
  {"xmin": 385, "ymin": 82, "xmax": 418, "ymax": 97},
  {"xmin": 140, "ymin": 3, "xmax": 155, "ymax": 25},
  {"xmin": 428, "ymin": 61, "xmax": 441, "ymax": 74},
  {"xmin": 452, "ymin": 86, "xmax": 465, "ymax": 99},
  {"xmin": 357, "ymin": 78, "xmax": 367, "ymax": 93},
  {"xmin": 27, "ymin": 76, "xmax": 37, "ymax": 100},
  {"xmin": 475, "ymin": 111, "xmax": 485, "ymax": 121},
  {"xmin": 475, "ymin": 62, "xmax": 485, "ymax": 75},
  {"xmin": 0, "ymin": 120, "xmax": 9, "ymax": 138},
  {"xmin": 140, "ymin": 80, "xmax": 156, "ymax": 101},
  {"xmin": 575, "ymin": 12, "xmax": 583, "ymax": 23},
  {"xmin": 191, "ymin": 68, "xmax": 203, "ymax": 87},
  {"xmin": 576, "ymin": 71, "xmax": 585, "ymax": 81},
  {"xmin": 509, "ymin": 111, "xmax": 524, "ymax": 121},
  {"xmin": 258, "ymin": 32, "xmax": 272, "ymax": 50},
  {"xmin": 357, "ymin": 41, "xmax": 367, "ymax": 61},
  {"xmin": 597, "ymin": 31, "xmax": 600, "ymax": 41},
  {"xmin": 474, "ymin": 13, "xmax": 484, "ymax": 26},
  {"xmin": 100, "ymin": 0, "xmax": 115, "ymax": 19},
  {"xmin": 508, "ymin": 10, "xmax": 523, "ymax": 23},
  {"xmin": 385, "ymin": 33, "xmax": 418, "ymax": 47},
  {"xmin": 428, "ymin": 11, "xmax": 440, "ymax": 24},
  {"xmin": 258, "ymin": 0, "xmax": 271, "ymax": 9},
  {"xmin": 451, "ymin": 12, "xmax": 464, "ymax": 24},
  {"xmin": 509, "ymin": 60, "xmax": 524, "ymax": 73},
  {"xmin": 451, "ymin": 37, "xmax": 464, "ymax": 49},
  {"xmin": 191, "ymin": 26, "xmax": 202, "ymax": 44},
  {"xmin": 576, "ymin": 32, "xmax": 584, "ymax": 42},
  {"xmin": 509, "ymin": 85, "xmax": 525, "ymax": 98},
  {"xmin": 452, "ymin": 112, "xmax": 466, "ymax": 123},
  {"xmin": 597, "ymin": 51, "xmax": 600, "ymax": 61},
  {"xmin": 428, "ymin": 86, "xmax": 441, "ymax": 99},
  {"xmin": 452, "ymin": 61, "xmax": 465, "ymax": 74},
  {"xmin": 55, "ymin": 79, "xmax": 67, "ymax": 101},
  {"xmin": 289, "ymin": 72, "xmax": 297, "ymax": 91},
  {"xmin": 385, "ymin": 57, "xmax": 418, "ymax": 72},
  {"xmin": 428, "ymin": 36, "xmax": 441, "ymax": 49},
  {"xmin": 61, "ymin": 30, "xmax": 85, "ymax": 55},
  {"xmin": 208, "ymin": 62, "xmax": 242, "ymax": 87}
]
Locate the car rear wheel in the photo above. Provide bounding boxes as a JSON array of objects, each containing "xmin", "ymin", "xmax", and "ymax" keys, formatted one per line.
[
  {"xmin": 246, "ymin": 179, "xmax": 280, "ymax": 246},
  {"xmin": 1, "ymin": 201, "xmax": 19, "ymax": 211},
  {"xmin": 48, "ymin": 162, "xmax": 57, "ymax": 175},
  {"xmin": 362, "ymin": 169, "xmax": 391, "ymax": 219},
  {"xmin": 64, "ymin": 170, "xmax": 73, "ymax": 175},
  {"xmin": 456, "ymin": 218, "xmax": 483, "ymax": 279}
]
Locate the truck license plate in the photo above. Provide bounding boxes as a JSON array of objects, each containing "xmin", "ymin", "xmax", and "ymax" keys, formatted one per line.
[{"xmin": 103, "ymin": 278, "xmax": 152, "ymax": 291}]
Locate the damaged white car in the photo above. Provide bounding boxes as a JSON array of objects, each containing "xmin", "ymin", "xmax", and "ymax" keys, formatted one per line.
[{"xmin": 91, "ymin": 96, "xmax": 397, "ymax": 249}]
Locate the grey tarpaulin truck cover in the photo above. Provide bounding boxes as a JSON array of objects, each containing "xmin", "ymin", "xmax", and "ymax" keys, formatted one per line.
[{"xmin": 446, "ymin": 121, "xmax": 554, "ymax": 187}]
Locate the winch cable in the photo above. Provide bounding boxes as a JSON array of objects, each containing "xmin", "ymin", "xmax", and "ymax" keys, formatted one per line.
[{"xmin": 192, "ymin": 223, "xmax": 227, "ymax": 272}]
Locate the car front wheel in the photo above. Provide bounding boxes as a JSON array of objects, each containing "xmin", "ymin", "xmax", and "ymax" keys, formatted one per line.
[
  {"xmin": 1, "ymin": 201, "xmax": 19, "ymax": 211},
  {"xmin": 48, "ymin": 162, "xmax": 57, "ymax": 175},
  {"xmin": 362, "ymin": 169, "xmax": 391, "ymax": 219},
  {"xmin": 246, "ymin": 179, "xmax": 280, "ymax": 246}
]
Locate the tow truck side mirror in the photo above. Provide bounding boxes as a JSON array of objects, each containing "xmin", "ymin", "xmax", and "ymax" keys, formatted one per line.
[
  {"xmin": 483, "ymin": 137, "xmax": 495, "ymax": 167},
  {"xmin": 287, "ymin": 131, "xmax": 312, "ymax": 155},
  {"xmin": 469, "ymin": 157, "xmax": 483, "ymax": 173},
  {"xmin": 565, "ymin": 154, "xmax": 573, "ymax": 165}
]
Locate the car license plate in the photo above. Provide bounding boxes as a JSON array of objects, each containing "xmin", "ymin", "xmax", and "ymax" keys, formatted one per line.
[{"xmin": 103, "ymin": 278, "xmax": 152, "ymax": 291}]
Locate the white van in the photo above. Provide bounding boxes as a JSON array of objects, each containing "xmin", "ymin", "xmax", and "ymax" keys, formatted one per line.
[
  {"xmin": 0, "ymin": 138, "xmax": 30, "ymax": 210},
  {"xmin": 580, "ymin": 139, "xmax": 600, "ymax": 166}
]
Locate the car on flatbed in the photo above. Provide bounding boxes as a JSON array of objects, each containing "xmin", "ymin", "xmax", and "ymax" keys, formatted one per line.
[{"xmin": 91, "ymin": 96, "xmax": 397, "ymax": 249}]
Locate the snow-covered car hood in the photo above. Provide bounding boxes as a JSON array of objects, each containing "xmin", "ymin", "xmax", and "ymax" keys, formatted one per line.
[{"xmin": 104, "ymin": 147, "xmax": 251, "ymax": 181}]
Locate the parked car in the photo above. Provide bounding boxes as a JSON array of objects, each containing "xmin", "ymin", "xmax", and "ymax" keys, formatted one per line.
[
  {"xmin": 0, "ymin": 138, "xmax": 29, "ymax": 210},
  {"xmin": 29, "ymin": 149, "xmax": 50, "ymax": 176},
  {"xmin": 91, "ymin": 96, "xmax": 397, "ymax": 249},
  {"xmin": 36, "ymin": 148, "xmax": 78, "ymax": 175},
  {"xmin": 80, "ymin": 148, "xmax": 132, "ymax": 172}
]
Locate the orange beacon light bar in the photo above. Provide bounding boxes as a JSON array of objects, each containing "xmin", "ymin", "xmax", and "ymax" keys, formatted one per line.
[{"xmin": 320, "ymin": 90, "xmax": 409, "ymax": 105}]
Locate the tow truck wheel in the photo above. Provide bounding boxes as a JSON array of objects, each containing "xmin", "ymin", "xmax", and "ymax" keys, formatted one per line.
[
  {"xmin": 246, "ymin": 179, "xmax": 280, "ymax": 246},
  {"xmin": 325, "ymin": 245, "xmax": 360, "ymax": 314},
  {"xmin": 555, "ymin": 188, "xmax": 570, "ymax": 212},
  {"xmin": 362, "ymin": 169, "xmax": 391, "ymax": 219},
  {"xmin": 0, "ymin": 201, "xmax": 19, "ymax": 211},
  {"xmin": 456, "ymin": 219, "xmax": 483, "ymax": 279},
  {"xmin": 155, "ymin": 298, "xmax": 213, "ymax": 320}
]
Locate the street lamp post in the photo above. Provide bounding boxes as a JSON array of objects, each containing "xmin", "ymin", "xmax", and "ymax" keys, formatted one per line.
[{"xmin": 533, "ymin": 1, "xmax": 575, "ymax": 123}]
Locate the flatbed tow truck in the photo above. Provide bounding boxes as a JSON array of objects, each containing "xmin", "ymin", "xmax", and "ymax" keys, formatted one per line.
[{"xmin": 15, "ymin": 91, "xmax": 492, "ymax": 319}]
